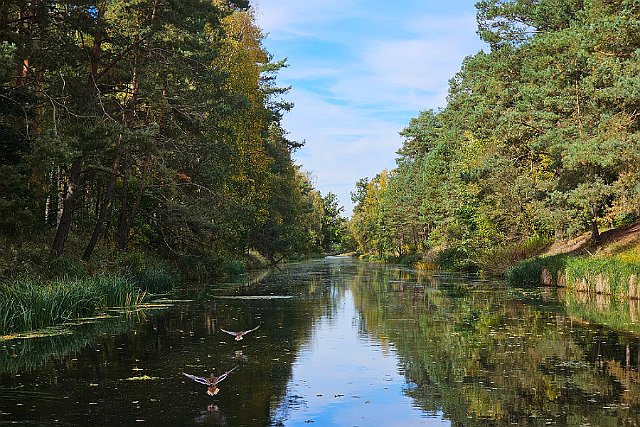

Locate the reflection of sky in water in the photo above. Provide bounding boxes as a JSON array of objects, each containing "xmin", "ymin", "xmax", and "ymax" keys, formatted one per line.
[{"xmin": 274, "ymin": 289, "xmax": 450, "ymax": 426}]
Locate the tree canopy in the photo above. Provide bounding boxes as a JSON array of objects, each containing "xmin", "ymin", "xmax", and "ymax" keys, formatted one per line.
[
  {"xmin": 350, "ymin": 0, "xmax": 640, "ymax": 271},
  {"xmin": 0, "ymin": 1, "xmax": 341, "ymax": 277}
]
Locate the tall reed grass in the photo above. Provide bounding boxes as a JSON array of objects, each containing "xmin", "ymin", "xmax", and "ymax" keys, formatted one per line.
[
  {"xmin": 564, "ymin": 257, "xmax": 640, "ymax": 298},
  {"xmin": 480, "ymin": 235, "xmax": 553, "ymax": 277},
  {"xmin": 0, "ymin": 276, "xmax": 147, "ymax": 335}
]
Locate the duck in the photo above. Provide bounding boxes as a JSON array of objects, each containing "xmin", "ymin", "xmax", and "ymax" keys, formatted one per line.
[
  {"xmin": 182, "ymin": 366, "xmax": 238, "ymax": 396},
  {"xmin": 219, "ymin": 324, "xmax": 260, "ymax": 341}
]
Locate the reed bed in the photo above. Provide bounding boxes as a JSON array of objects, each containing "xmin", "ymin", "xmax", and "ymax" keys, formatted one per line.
[
  {"xmin": 479, "ymin": 235, "xmax": 553, "ymax": 277},
  {"xmin": 0, "ymin": 276, "xmax": 147, "ymax": 335},
  {"xmin": 564, "ymin": 257, "xmax": 640, "ymax": 298}
]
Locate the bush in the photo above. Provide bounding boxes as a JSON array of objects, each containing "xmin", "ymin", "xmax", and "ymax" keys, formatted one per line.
[
  {"xmin": 435, "ymin": 245, "xmax": 477, "ymax": 272},
  {"xmin": 506, "ymin": 254, "xmax": 568, "ymax": 287},
  {"xmin": 225, "ymin": 260, "xmax": 247, "ymax": 276}
]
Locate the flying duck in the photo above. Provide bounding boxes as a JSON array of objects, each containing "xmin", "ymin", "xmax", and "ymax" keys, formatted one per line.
[
  {"xmin": 219, "ymin": 324, "xmax": 260, "ymax": 341},
  {"xmin": 182, "ymin": 366, "xmax": 238, "ymax": 396}
]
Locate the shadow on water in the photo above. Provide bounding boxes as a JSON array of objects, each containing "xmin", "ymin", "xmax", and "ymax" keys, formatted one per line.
[{"xmin": 1, "ymin": 258, "xmax": 640, "ymax": 425}]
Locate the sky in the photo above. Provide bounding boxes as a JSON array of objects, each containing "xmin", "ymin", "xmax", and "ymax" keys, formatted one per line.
[{"xmin": 254, "ymin": 1, "xmax": 487, "ymax": 215}]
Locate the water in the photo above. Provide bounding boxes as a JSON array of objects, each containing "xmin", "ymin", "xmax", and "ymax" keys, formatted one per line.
[{"xmin": 1, "ymin": 258, "xmax": 640, "ymax": 425}]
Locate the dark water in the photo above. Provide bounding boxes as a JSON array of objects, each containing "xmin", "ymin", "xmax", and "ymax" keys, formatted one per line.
[{"xmin": 2, "ymin": 258, "xmax": 640, "ymax": 426}]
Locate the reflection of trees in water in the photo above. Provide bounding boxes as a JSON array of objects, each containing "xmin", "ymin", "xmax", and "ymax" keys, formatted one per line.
[
  {"xmin": 350, "ymin": 264, "xmax": 640, "ymax": 426},
  {"xmin": 0, "ymin": 260, "xmax": 342, "ymax": 425},
  {"xmin": 0, "ymin": 314, "xmax": 141, "ymax": 375}
]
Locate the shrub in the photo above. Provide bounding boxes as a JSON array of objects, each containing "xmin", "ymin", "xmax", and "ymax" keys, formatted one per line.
[{"xmin": 506, "ymin": 254, "xmax": 568, "ymax": 287}]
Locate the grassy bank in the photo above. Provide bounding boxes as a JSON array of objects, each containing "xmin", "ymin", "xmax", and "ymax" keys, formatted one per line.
[{"xmin": 507, "ymin": 251, "xmax": 640, "ymax": 298}]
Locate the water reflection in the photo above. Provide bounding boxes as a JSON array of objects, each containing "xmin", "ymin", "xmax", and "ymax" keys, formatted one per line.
[
  {"xmin": 1, "ymin": 258, "xmax": 640, "ymax": 425},
  {"xmin": 350, "ymin": 264, "xmax": 640, "ymax": 426}
]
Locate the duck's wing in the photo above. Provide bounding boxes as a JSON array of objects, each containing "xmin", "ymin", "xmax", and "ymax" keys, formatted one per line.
[
  {"xmin": 212, "ymin": 366, "xmax": 238, "ymax": 385},
  {"xmin": 244, "ymin": 324, "xmax": 260, "ymax": 335},
  {"xmin": 182, "ymin": 372, "xmax": 210, "ymax": 386},
  {"xmin": 219, "ymin": 328, "xmax": 237, "ymax": 336}
]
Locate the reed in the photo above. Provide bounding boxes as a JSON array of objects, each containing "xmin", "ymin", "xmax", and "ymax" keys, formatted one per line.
[
  {"xmin": 0, "ymin": 276, "xmax": 148, "ymax": 335},
  {"xmin": 480, "ymin": 235, "xmax": 553, "ymax": 277},
  {"xmin": 564, "ymin": 257, "xmax": 640, "ymax": 298},
  {"xmin": 132, "ymin": 266, "xmax": 178, "ymax": 294}
]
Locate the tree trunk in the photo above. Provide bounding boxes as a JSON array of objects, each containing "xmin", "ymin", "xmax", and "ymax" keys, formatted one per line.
[
  {"xmin": 115, "ymin": 156, "xmax": 131, "ymax": 250},
  {"xmin": 590, "ymin": 206, "xmax": 600, "ymax": 246},
  {"xmin": 591, "ymin": 219, "xmax": 600, "ymax": 246},
  {"xmin": 51, "ymin": 157, "xmax": 82, "ymax": 256},
  {"xmin": 83, "ymin": 152, "xmax": 121, "ymax": 260}
]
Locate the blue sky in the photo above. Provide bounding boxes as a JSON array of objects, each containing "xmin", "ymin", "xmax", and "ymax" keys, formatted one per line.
[{"xmin": 254, "ymin": 1, "xmax": 487, "ymax": 215}]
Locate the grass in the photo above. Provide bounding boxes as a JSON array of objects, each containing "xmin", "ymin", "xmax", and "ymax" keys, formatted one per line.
[
  {"xmin": 564, "ymin": 257, "xmax": 640, "ymax": 298},
  {"xmin": 132, "ymin": 266, "xmax": 178, "ymax": 294},
  {"xmin": 610, "ymin": 240, "xmax": 640, "ymax": 264},
  {"xmin": 507, "ymin": 252, "xmax": 640, "ymax": 299},
  {"xmin": 0, "ymin": 276, "xmax": 148, "ymax": 335}
]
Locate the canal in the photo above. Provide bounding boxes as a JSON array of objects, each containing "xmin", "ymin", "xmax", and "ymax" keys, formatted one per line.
[{"xmin": 1, "ymin": 257, "xmax": 640, "ymax": 425}]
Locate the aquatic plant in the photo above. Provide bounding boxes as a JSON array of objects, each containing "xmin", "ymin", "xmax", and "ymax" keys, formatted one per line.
[
  {"xmin": 131, "ymin": 266, "xmax": 177, "ymax": 294},
  {"xmin": 0, "ymin": 276, "xmax": 148, "ymax": 335},
  {"xmin": 564, "ymin": 257, "xmax": 640, "ymax": 298}
]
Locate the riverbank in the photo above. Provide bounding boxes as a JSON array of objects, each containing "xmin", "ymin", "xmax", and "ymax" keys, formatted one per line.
[{"xmin": 507, "ymin": 222, "xmax": 640, "ymax": 297}]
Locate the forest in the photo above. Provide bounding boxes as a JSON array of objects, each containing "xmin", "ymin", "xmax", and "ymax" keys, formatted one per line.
[
  {"xmin": 349, "ymin": 0, "xmax": 640, "ymax": 272},
  {"xmin": 0, "ymin": 0, "xmax": 348, "ymax": 282}
]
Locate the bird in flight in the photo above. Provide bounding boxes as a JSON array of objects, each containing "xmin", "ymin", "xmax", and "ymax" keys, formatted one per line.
[
  {"xmin": 220, "ymin": 324, "xmax": 260, "ymax": 341},
  {"xmin": 182, "ymin": 366, "xmax": 238, "ymax": 396}
]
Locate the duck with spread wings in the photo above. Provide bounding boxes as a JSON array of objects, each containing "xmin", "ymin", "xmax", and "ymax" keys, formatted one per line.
[
  {"xmin": 182, "ymin": 366, "xmax": 238, "ymax": 396},
  {"xmin": 219, "ymin": 324, "xmax": 260, "ymax": 341}
]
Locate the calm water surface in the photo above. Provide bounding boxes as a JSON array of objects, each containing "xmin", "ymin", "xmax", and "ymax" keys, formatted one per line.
[{"xmin": 1, "ymin": 258, "xmax": 640, "ymax": 426}]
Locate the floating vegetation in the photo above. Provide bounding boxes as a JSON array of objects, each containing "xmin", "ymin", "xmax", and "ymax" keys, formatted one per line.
[
  {"xmin": 0, "ymin": 315, "xmax": 139, "ymax": 374},
  {"xmin": 0, "ymin": 327, "xmax": 73, "ymax": 342},
  {"xmin": 214, "ymin": 295, "xmax": 296, "ymax": 300},
  {"xmin": 123, "ymin": 375, "xmax": 159, "ymax": 381}
]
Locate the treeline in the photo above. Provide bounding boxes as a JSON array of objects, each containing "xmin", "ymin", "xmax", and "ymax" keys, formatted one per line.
[
  {"xmin": 350, "ymin": 0, "xmax": 640, "ymax": 271},
  {"xmin": 0, "ymin": 0, "xmax": 345, "ymax": 279}
]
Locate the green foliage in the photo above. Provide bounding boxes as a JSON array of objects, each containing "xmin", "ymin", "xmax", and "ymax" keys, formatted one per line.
[
  {"xmin": 506, "ymin": 254, "xmax": 569, "ymax": 287},
  {"xmin": 224, "ymin": 260, "xmax": 247, "ymax": 277},
  {"xmin": 0, "ymin": 1, "xmax": 332, "ymax": 279},
  {"xmin": 434, "ymin": 246, "xmax": 476, "ymax": 272},
  {"xmin": 479, "ymin": 235, "xmax": 553, "ymax": 277},
  {"xmin": 350, "ymin": 1, "xmax": 640, "ymax": 270},
  {"xmin": 131, "ymin": 267, "xmax": 177, "ymax": 294}
]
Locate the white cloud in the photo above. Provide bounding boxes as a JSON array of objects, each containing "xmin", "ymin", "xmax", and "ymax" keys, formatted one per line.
[{"xmin": 255, "ymin": 1, "xmax": 486, "ymax": 215}]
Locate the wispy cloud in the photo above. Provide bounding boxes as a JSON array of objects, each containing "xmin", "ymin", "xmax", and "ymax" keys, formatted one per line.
[{"xmin": 255, "ymin": 1, "xmax": 486, "ymax": 215}]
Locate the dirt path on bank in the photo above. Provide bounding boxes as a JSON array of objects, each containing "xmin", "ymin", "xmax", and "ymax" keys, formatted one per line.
[{"xmin": 545, "ymin": 222, "xmax": 640, "ymax": 257}]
